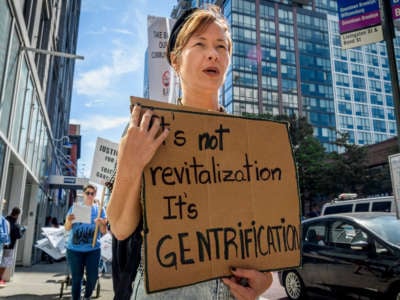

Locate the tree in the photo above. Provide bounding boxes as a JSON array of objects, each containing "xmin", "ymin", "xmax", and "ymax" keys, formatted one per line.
[{"xmin": 322, "ymin": 132, "xmax": 368, "ymax": 198}]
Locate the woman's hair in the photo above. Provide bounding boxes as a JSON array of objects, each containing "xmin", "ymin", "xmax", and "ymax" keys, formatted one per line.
[
  {"xmin": 11, "ymin": 207, "xmax": 21, "ymax": 216},
  {"xmin": 83, "ymin": 184, "xmax": 97, "ymax": 193},
  {"xmin": 167, "ymin": 5, "xmax": 232, "ymax": 66},
  {"xmin": 51, "ymin": 217, "xmax": 58, "ymax": 226}
]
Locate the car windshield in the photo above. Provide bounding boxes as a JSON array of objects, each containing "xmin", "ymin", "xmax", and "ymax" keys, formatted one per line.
[{"xmin": 360, "ymin": 216, "xmax": 400, "ymax": 246}]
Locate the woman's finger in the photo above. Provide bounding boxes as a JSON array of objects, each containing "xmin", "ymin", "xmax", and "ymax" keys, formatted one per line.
[
  {"xmin": 130, "ymin": 104, "xmax": 141, "ymax": 128},
  {"xmin": 140, "ymin": 109, "xmax": 153, "ymax": 131},
  {"xmin": 148, "ymin": 115, "xmax": 161, "ymax": 136},
  {"xmin": 221, "ymin": 277, "xmax": 249, "ymax": 300}
]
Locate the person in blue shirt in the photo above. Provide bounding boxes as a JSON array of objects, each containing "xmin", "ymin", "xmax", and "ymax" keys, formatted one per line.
[{"xmin": 65, "ymin": 184, "xmax": 107, "ymax": 300}]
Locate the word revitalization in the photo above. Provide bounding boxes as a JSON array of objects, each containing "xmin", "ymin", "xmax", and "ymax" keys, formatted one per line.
[
  {"xmin": 149, "ymin": 153, "xmax": 282, "ymax": 186},
  {"xmin": 155, "ymin": 219, "xmax": 300, "ymax": 269}
]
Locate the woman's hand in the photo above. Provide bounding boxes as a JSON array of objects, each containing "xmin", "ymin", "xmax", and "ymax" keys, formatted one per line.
[
  {"xmin": 119, "ymin": 104, "xmax": 170, "ymax": 173},
  {"xmin": 95, "ymin": 217, "xmax": 108, "ymax": 234},
  {"xmin": 64, "ymin": 214, "xmax": 75, "ymax": 231},
  {"xmin": 66, "ymin": 214, "xmax": 75, "ymax": 222},
  {"xmin": 222, "ymin": 268, "xmax": 273, "ymax": 300}
]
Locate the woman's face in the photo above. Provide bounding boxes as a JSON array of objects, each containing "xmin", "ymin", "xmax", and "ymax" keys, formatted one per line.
[
  {"xmin": 175, "ymin": 22, "xmax": 230, "ymax": 94},
  {"xmin": 84, "ymin": 188, "xmax": 96, "ymax": 201}
]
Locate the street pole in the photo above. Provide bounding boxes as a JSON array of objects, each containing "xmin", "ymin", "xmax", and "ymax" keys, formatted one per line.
[{"xmin": 380, "ymin": 0, "xmax": 400, "ymax": 151}]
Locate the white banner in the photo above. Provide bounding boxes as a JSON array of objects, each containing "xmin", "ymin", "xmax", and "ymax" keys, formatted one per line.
[
  {"xmin": 35, "ymin": 238, "xmax": 65, "ymax": 260},
  {"xmin": 41, "ymin": 226, "xmax": 66, "ymax": 250},
  {"xmin": 90, "ymin": 137, "xmax": 119, "ymax": 185},
  {"xmin": 147, "ymin": 15, "xmax": 179, "ymax": 103},
  {"xmin": 100, "ymin": 232, "xmax": 112, "ymax": 262}
]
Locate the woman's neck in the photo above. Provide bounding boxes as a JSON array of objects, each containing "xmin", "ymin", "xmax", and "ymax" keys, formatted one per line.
[
  {"xmin": 180, "ymin": 89, "xmax": 219, "ymax": 111},
  {"xmin": 84, "ymin": 199, "xmax": 93, "ymax": 206}
]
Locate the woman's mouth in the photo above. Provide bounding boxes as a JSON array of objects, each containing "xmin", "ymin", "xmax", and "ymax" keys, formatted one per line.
[{"xmin": 203, "ymin": 67, "xmax": 220, "ymax": 76}]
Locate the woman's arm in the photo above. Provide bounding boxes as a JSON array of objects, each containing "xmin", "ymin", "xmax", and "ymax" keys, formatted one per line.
[{"xmin": 106, "ymin": 104, "xmax": 169, "ymax": 240}]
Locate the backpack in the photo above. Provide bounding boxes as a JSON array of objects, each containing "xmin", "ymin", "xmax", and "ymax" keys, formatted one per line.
[{"xmin": 0, "ymin": 217, "xmax": 10, "ymax": 246}]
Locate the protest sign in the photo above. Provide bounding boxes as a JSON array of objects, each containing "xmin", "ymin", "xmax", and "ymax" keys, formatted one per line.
[
  {"xmin": 131, "ymin": 97, "xmax": 301, "ymax": 293},
  {"xmin": 90, "ymin": 137, "xmax": 119, "ymax": 185},
  {"xmin": 72, "ymin": 204, "xmax": 92, "ymax": 224}
]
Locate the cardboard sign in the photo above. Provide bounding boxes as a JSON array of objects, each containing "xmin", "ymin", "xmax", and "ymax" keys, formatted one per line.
[
  {"xmin": 131, "ymin": 97, "xmax": 301, "ymax": 293},
  {"xmin": 90, "ymin": 137, "xmax": 119, "ymax": 185}
]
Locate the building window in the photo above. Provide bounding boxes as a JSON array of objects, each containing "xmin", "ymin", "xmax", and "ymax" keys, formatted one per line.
[
  {"xmin": 11, "ymin": 59, "xmax": 29, "ymax": 148},
  {"xmin": 356, "ymin": 117, "xmax": 371, "ymax": 130},
  {"xmin": 0, "ymin": 0, "xmax": 12, "ymax": 91},
  {"xmin": 338, "ymin": 101, "xmax": 352, "ymax": 114},
  {"xmin": 0, "ymin": 138, "xmax": 5, "ymax": 180},
  {"xmin": 335, "ymin": 60, "xmax": 348, "ymax": 73},
  {"xmin": 371, "ymin": 107, "xmax": 384, "ymax": 119},
  {"xmin": 337, "ymin": 87, "xmax": 351, "ymax": 101},
  {"xmin": 352, "ymin": 76, "xmax": 365, "ymax": 89},
  {"xmin": 373, "ymin": 119, "xmax": 386, "ymax": 133},
  {"xmin": 370, "ymin": 93, "xmax": 383, "ymax": 105},
  {"xmin": 0, "ymin": 28, "xmax": 20, "ymax": 135}
]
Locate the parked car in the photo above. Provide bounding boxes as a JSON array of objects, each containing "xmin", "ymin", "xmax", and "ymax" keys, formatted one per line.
[{"xmin": 279, "ymin": 213, "xmax": 400, "ymax": 300}]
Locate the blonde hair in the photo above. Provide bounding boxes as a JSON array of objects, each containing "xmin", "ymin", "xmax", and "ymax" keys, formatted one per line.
[{"xmin": 169, "ymin": 5, "xmax": 232, "ymax": 66}]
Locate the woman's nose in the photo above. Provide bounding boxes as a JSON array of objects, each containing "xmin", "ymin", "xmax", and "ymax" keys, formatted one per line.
[{"xmin": 208, "ymin": 48, "xmax": 218, "ymax": 61}]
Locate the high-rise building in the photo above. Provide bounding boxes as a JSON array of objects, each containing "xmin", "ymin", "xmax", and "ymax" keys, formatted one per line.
[
  {"xmin": 0, "ymin": 0, "xmax": 81, "ymax": 268},
  {"xmin": 170, "ymin": 0, "xmax": 400, "ymax": 152}
]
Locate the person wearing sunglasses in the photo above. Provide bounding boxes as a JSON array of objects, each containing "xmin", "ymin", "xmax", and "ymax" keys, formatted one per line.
[{"xmin": 65, "ymin": 184, "xmax": 107, "ymax": 300}]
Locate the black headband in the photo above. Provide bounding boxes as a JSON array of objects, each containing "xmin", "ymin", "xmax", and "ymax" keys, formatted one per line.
[{"xmin": 167, "ymin": 8, "xmax": 199, "ymax": 65}]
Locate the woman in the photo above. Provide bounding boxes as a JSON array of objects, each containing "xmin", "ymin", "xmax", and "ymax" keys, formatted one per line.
[
  {"xmin": 65, "ymin": 184, "xmax": 107, "ymax": 300},
  {"xmin": 107, "ymin": 5, "xmax": 272, "ymax": 300}
]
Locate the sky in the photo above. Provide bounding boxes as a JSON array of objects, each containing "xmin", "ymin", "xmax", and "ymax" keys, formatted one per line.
[{"xmin": 70, "ymin": 0, "xmax": 177, "ymax": 178}]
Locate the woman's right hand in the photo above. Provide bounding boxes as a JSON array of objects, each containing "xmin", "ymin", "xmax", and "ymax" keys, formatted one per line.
[
  {"xmin": 107, "ymin": 103, "xmax": 170, "ymax": 240},
  {"xmin": 67, "ymin": 214, "xmax": 75, "ymax": 222},
  {"xmin": 64, "ymin": 214, "xmax": 75, "ymax": 231},
  {"xmin": 118, "ymin": 104, "xmax": 170, "ymax": 173}
]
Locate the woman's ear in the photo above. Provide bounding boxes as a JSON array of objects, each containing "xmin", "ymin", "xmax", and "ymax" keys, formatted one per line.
[{"xmin": 170, "ymin": 53, "xmax": 179, "ymax": 73}]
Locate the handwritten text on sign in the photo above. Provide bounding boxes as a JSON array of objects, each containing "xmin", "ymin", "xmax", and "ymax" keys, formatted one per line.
[
  {"xmin": 133, "ymin": 98, "xmax": 301, "ymax": 293},
  {"xmin": 90, "ymin": 137, "xmax": 119, "ymax": 185}
]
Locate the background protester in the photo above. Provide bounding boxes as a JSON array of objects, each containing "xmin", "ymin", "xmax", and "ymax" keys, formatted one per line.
[
  {"xmin": 65, "ymin": 184, "xmax": 107, "ymax": 300},
  {"xmin": 0, "ymin": 207, "xmax": 24, "ymax": 286}
]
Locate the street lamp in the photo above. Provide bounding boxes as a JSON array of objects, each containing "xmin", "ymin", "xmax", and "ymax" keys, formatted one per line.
[
  {"xmin": 21, "ymin": 46, "xmax": 84, "ymax": 60},
  {"xmin": 53, "ymin": 135, "xmax": 72, "ymax": 148}
]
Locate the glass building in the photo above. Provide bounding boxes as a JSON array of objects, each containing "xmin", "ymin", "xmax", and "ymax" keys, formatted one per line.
[
  {"xmin": 170, "ymin": 0, "xmax": 400, "ymax": 152},
  {"xmin": 0, "ymin": 0, "xmax": 81, "ymax": 267}
]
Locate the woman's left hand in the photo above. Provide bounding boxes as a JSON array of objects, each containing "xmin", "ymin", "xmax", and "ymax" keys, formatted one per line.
[
  {"xmin": 95, "ymin": 218, "xmax": 108, "ymax": 233},
  {"xmin": 222, "ymin": 268, "xmax": 273, "ymax": 300}
]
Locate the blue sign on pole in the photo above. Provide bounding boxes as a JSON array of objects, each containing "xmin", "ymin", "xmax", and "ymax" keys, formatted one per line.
[
  {"xmin": 337, "ymin": 0, "xmax": 383, "ymax": 49},
  {"xmin": 392, "ymin": 0, "xmax": 400, "ymax": 20}
]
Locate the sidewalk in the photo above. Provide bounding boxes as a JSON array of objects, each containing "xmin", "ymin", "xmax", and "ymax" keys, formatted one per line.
[
  {"xmin": 0, "ymin": 261, "xmax": 282, "ymax": 300},
  {"xmin": 0, "ymin": 260, "xmax": 113, "ymax": 299}
]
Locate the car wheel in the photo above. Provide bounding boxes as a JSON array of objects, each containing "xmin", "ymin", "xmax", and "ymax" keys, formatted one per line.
[{"xmin": 283, "ymin": 270, "xmax": 306, "ymax": 300}]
